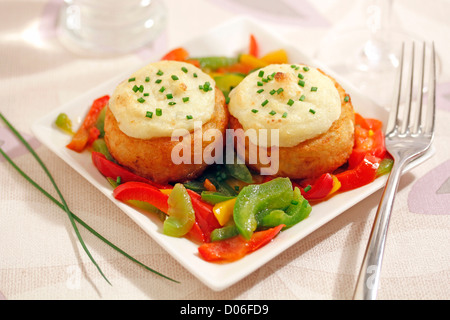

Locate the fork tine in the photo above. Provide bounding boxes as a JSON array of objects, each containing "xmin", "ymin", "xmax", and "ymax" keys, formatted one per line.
[
  {"xmin": 386, "ymin": 43, "xmax": 404, "ymax": 135},
  {"xmin": 423, "ymin": 42, "xmax": 436, "ymax": 137},
  {"xmin": 411, "ymin": 42, "xmax": 426, "ymax": 134},
  {"xmin": 400, "ymin": 42, "xmax": 415, "ymax": 135}
]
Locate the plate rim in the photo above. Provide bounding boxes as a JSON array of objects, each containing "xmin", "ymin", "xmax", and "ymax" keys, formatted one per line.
[{"xmin": 30, "ymin": 16, "xmax": 435, "ymax": 291}]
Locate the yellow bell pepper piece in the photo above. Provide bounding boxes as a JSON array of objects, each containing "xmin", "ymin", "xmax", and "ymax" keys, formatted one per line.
[
  {"xmin": 260, "ymin": 49, "xmax": 289, "ymax": 64},
  {"xmin": 213, "ymin": 198, "xmax": 237, "ymax": 226},
  {"xmin": 239, "ymin": 54, "xmax": 268, "ymax": 69},
  {"xmin": 328, "ymin": 175, "xmax": 341, "ymax": 197}
]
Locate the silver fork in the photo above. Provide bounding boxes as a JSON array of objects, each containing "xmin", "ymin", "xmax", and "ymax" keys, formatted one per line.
[{"xmin": 352, "ymin": 42, "xmax": 436, "ymax": 300}]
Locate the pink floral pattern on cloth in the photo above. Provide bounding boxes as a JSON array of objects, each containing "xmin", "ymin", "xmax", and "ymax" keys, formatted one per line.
[
  {"xmin": 408, "ymin": 159, "xmax": 450, "ymax": 215},
  {"xmin": 408, "ymin": 82, "xmax": 450, "ymax": 215},
  {"xmin": 0, "ymin": 127, "xmax": 41, "ymax": 162}
]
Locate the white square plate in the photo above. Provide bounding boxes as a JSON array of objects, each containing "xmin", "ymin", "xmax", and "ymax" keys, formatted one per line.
[{"xmin": 32, "ymin": 17, "xmax": 434, "ymax": 291}]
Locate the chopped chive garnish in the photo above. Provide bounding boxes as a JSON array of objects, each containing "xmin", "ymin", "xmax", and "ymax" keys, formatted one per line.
[
  {"xmin": 132, "ymin": 85, "xmax": 139, "ymax": 92},
  {"xmin": 200, "ymin": 82, "xmax": 211, "ymax": 92},
  {"xmin": 146, "ymin": 111, "xmax": 153, "ymax": 118},
  {"xmin": 299, "ymin": 95, "xmax": 306, "ymax": 101},
  {"xmin": 262, "ymin": 78, "xmax": 268, "ymax": 83},
  {"xmin": 182, "ymin": 97, "xmax": 189, "ymax": 103},
  {"xmin": 261, "ymin": 99, "xmax": 269, "ymax": 107},
  {"xmin": 311, "ymin": 87, "xmax": 318, "ymax": 92},
  {"xmin": 269, "ymin": 110, "xmax": 276, "ymax": 116},
  {"xmin": 298, "ymin": 73, "xmax": 304, "ymax": 79},
  {"xmin": 128, "ymin": 77, "xmax": 136, "ymax": 82},
  {"xmin": 298, "ymin": 80, "xmax": 305, "ymax": 87},
  {"xmin": 304, "ymin": 185, "xmax": 312, "ymax": 192},
  {"xmin": 139, "ymin": 85, "xmax": 144, "ymax": 93},
  {"xmin": 303, "ymin": 66, "xmax": 310, "ymax": 72},
  {"xmin": 277, "ymin": 88, "xmax": 284, "ymax": 94},
  {"xmin": 144, "ymin": 93, "xmax": 149, "ymax": 96},
  {"xmin": 287, "ymin": 99, "xmax": 294, "ymax": 106},
  {"xmin": 251, "ymin": 109, "xmax": 258, "ymax": 113},
  {"xmin": 193, "ymin": 73, "xmax": 198, "ymax": 78},
  {"xmin": 309, "ymin": 109, "xmax": 316, "ymax": 114},
  {"xmin": 257, "ymin": 89, "xmax": 264, "ymax": 94},
  {"xmin": 145, "ymin": 76, "xmax": 150, "ymax": 82},
  {"xmin": 166, "ymin": 93, "xmax": 173, "ymax": 99},
  {"xmin": 155, "ymin": 79, "xmax": 162, "ymax": 84},
  {"xmin": 186, "ymin": 115, "xmax": 193, "ymax": 120},
  {"xmin": 137, "ymin": 97, "xmax": 146, "ymax": 103},
  {"xmin": 157, "ymin": 70, "xmax": 164, "ymax": 76},
  {"xmin": 181, "ymin": 67, "xmax": 188, "ymax": 73},
  {"xmin": 257, "ymin": 81, "xmax": 263, "ymax": 86},
  {"xmin": 168, "ymin": 102, "xmax": 176, "ymax": 106},
  {"xmin": 159, "ymin": 86, "xmax": 166, "ymax": 92},
  {"xmin": 282, "ymin": 112, "xmax": 288, "ymax": 118},
  {"xmin": 156, "ymin": 108, "xmax": 162, "ymax": 116},
  {"xmin": 344, "ymin": 95, "xmax": 350, "ymax": 102},
  {"xmin": 270, "ymin": 89, "xmax": 276, "ymax": 95},
  {"xmin": 258, "ymin": 70, "xmax": 264, "ymax": 77},
  {"xmin": 171, "ymin": 75, "xmax": 179, "ymax": 80}
]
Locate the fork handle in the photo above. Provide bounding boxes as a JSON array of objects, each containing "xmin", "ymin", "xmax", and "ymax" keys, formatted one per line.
[{"xmin": 352, "ymin": 159, "xmax": 406, "ymax": 300}]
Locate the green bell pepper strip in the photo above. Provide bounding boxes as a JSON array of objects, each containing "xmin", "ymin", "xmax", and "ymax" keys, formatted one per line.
[
  {"xmin": 201, "ymin": 191, "xmax": 236, "ymax": 204},
  {"xmin": 92, "ymin": 138, "xmax": 114, "ymax": 162},
  {"xmin": 163, "ymin": 183, "xmax": 196, "ymax": 237},
  {"xmin": 95, "ymin": 106, "xmax": 107, "ymax": 138},
  {"xmin": 210, "ymin": 224, "xmax": 240, "ymax": 242},
  {"xmin": 376, "ymin": 157, "xmax": 394, "ymax": 177},
  {"xmin": 214, "ymin": 73, "xmax": 245, "ymax": 97},
  {"xmin": 225, "ymin": 153, "xmax": 253, "ymax": 184},
  {"xmin": 194, "ymin": 56, "xmax": 239, "ymax": 70},
  {"xmin": 233, "ymin": 177, "xmax": 294, "ymax": 240},
  {"xmin": 257, "ymin": 187, "xmax": 312, "ymax": 229},
  {"xmin": 55, "ymin": 113, "xmax": 74, "ymax": 135}
]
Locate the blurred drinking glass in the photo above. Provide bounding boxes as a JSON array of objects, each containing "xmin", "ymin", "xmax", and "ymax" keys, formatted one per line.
[
  {"xmin": 58, "ymin": 0, "xmax": 167, "ymax": 56},
  {"xmin": 315, "ymin": 0, "xmax": 419, "ymax": 107}
]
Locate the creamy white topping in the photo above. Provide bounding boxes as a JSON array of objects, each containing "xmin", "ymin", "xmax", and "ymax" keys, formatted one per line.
[
  {"xmin": 108, "ymin": 60, "xmax": 215, "ymax": 139},
  {"xmin": 228, "ymin": 64, "xmax": 341, "ymax": 147}
]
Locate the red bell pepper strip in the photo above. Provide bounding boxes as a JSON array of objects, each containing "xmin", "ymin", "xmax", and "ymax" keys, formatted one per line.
[
  {"xmin": 113, "ymin": 181, "xmax": 207, "ymax": 242},
  {"xmin": 300, "ymin": 173, "xmax": 335, "ymax": 200},
  {"xmin": 113, "ymin": 181, "xmax": 169, "ymax": 213},
  {"xmin": 87, "ymin": 127, "xmax": 101, "ymax": 147},
  {"xmin": 187, "ymin": 189, "xmax": 221, "ymax": 242},
  {"xmin": 355, "ymin": 113, "xmax": 383, "ymax": 131},
  {"xmin": 161, "ymin": 47, "xmax": 189, "ymax": 61},
  {"xmin": 67, "ymin": 95, "xmax": 109, "ymax": 152},
  {"xmin": 91, "ymin": 151, "xmax": 171, "ymax": 189},
  {"xmin": 335, "ymin": 154, "xmax": 381, "ymax": 192},
  {"xmin": 249, "ymin": 34, "xmax": 259, "ymax": 57},
  {"xmin": 198, "ymin": 224, "xmax": 285, "ymax": 262}
]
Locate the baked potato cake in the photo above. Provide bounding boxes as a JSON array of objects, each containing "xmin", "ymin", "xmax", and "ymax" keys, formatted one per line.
[
  {"xmin": 227, "ymin": 63, "xmax": 355, "ymax": 179},
  {"xmin": 104, "ymin": 60, "xmax": 229, "ymax": 184}
]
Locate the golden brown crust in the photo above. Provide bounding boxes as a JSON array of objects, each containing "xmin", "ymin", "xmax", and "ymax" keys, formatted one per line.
[
  {"xmin": 104, "ymin": 88, "xmax": 229, "ymax": 184},
  {"xmin": 229, "ymin": 72, "xmax": 355, "ymax": 180}
]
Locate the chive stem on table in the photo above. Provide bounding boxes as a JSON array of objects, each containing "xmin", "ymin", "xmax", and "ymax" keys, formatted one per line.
[{"xmin": 0, "ymin": 112, "xmax": 179, "ymax": 284}]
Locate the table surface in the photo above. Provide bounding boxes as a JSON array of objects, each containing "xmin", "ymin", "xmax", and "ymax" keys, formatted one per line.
[{"xmin": 1, "ymin": 0, "xmax": 449, "ymax": 300}]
